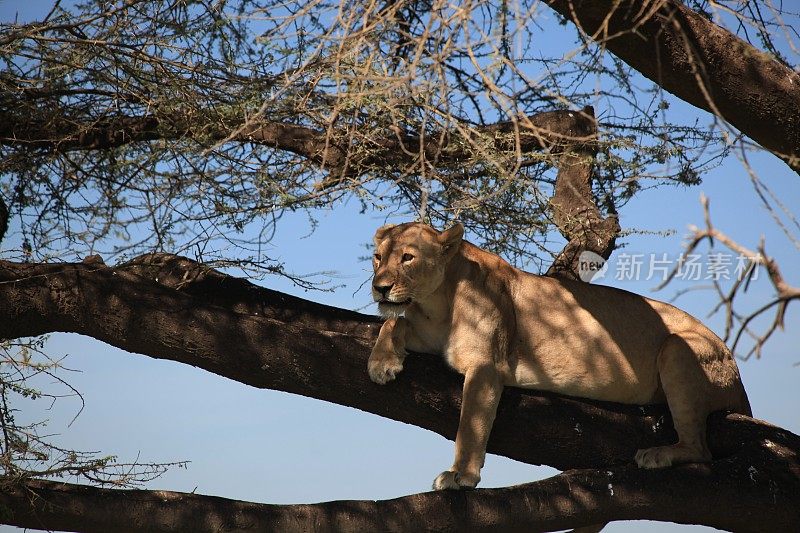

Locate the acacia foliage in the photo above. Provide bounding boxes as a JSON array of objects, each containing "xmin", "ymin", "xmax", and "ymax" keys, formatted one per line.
[
  {"xmin": 1, "ymin": 1, "xmax": 799, "ymax": 530},
  {"xmin": 0, "ymin": 0, "xmax": 740, "ymax": 268}
]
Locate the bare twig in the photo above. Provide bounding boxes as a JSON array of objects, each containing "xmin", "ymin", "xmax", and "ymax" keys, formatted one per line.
[{"xmin": 658, "ymin": 194, "xmax": 799, "ymax": 358}]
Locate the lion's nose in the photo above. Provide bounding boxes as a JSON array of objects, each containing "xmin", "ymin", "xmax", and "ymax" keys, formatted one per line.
[{"xmin": 373, "ymin": 283, "xmax": 393, "ymax": 298}]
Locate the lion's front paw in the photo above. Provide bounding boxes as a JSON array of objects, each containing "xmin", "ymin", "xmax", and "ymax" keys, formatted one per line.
[
  {"xmin": 635, "ymin": 447, "xmax": 673, "ymax": 469},
  {"xmin": 635, "ymin": 444, "xmax": 710, "ymax": 469},
  {"xmin": 367, "ymin": 355, "xmax": 404, "ymax": 384},
  {"xmin": 432, "ymin": 470, "xmax": 478, "ymax": 490}
]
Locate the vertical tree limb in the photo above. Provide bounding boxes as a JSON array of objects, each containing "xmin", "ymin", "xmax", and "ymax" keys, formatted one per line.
[
  {"xmin": 0, "ymin": 195, "xmax": 8, "ymax": 247},
  {"xmin": 545, "ymin": 106, "xmax": 620, "ymax": 279}
]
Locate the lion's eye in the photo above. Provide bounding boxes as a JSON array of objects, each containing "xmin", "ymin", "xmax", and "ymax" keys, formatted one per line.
[
  {"xmin": 374, "ymin": 253, "xmax": 382, "ymax": 262},
  {"xmin": 401, "ymin": 253, "xmax": 414, "ymax": 263}
]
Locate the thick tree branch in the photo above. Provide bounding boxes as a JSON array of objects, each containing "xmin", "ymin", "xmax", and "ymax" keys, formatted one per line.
[
  {"xmin": 0, "ymin": 256, "xmax": 790, "ymax": 467},
  {"xmin": 3, "ymin": 438, "xmax": 800, "ymax": 533},
  {"xmin": 1, "ymin": 256, "xmax": 799, "ymax": 530},
  {"xmin": 547, "ymin": 0, "xmax": 800, "ymax": 173},
  {"xmin": 0, "ymin": 109, "xmax": 596, "ymax": 177},
  {"xmin": 0, "ymin": 114, "xmax": 346, "ymax": 168}
]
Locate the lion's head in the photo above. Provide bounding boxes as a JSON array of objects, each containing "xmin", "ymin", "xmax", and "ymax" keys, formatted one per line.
[{"xmin": 371, "ymin": 222, "xmax": 464, "ymax": 317}]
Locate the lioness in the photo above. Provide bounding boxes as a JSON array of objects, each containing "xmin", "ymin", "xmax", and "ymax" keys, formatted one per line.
[{"xmin": 367, "ymin": 222, "xmax": 751, "ymax": 490}]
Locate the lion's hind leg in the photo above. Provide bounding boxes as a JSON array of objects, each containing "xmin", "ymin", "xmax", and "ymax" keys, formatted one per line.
[{"xmin": 635, "ymin": 333, "xmax": 716, "ymax": 469}]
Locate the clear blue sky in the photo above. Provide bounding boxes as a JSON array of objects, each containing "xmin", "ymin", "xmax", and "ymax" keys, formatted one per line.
[{"xmin": 1, "ymin": 3, "xmax": 798, "ymax": 533}]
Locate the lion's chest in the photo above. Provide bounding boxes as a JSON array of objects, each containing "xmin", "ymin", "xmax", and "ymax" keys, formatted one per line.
[{"xmin": 404, "ymin": 310, "xmax": 450, "ymax": 355}]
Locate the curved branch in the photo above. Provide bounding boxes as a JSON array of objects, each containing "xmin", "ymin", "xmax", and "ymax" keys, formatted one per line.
[
  {"xmin": 4, "ymin": 438, "xmax": 800, "ymax": 533},
  {"xmin": 0, "ymin": 256, "xmax": 799, "ymax": 531},
  {"xmin": 547, "ymin": 0, "xmax": 800, "ymax": 173},
  {"xmin": 545, "ymin": 106, "xmax": 619, "ymax": 279},
  {"xmin": 0, "ymin": 107, "xmax": 605, "ymax": 185},
  {"xmin": 0, "ymin": 256, "xmax": 789, "ymax": 469}
]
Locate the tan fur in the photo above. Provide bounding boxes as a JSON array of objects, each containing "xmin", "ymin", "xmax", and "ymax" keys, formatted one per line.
[{"xmin": 367, "ymin": 222, "xmax": 751, "ymax": 490}]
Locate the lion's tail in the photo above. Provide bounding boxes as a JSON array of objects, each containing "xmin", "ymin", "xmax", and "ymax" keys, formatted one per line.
[{"xmin": 735, "ymin": 385, "xmax": 753, "ymax": 418}]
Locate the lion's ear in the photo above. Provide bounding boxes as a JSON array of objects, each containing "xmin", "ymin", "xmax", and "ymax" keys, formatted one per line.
[
  {"xmin": 373, "ymin": 224, "xmax": 396, "ymax": 246},
  {"xmin": 438, "ymin": 223, "xmax": 464, "ymax": 259}
]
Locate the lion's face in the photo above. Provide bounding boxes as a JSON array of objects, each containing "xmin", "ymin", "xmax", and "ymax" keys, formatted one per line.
[{"xmin": 371, "ymin": 222, "xmax": 464, "ymax": 317}]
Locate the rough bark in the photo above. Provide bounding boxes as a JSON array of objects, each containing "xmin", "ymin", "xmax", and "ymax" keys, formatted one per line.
[
  {"xmin": 0, "ymin": 104, "xmax": 619, "ymax": 277},
  {"xmin": 0, "ymin": 256, "xmax": 799, "ymax": 531},
  {"xmin": 0, "ymin": 108, "xmax": 598, "ymax": 177},
  {"xmin": 545, "ymin": 106, "xmax": 619, "ymax": 279},
  {"xmin": 3, "ymin": 443, "xmax": 800, "ymax": 533},
  {"xmin": 547, "ymin": 0, "xmax": 800, "ymax": 173}
]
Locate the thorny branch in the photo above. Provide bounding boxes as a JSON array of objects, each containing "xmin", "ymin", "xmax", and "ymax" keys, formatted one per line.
[{"xmin": 1, "ymin": 0, "xmax": 737, "ymax": 266}]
